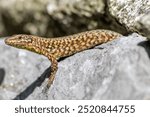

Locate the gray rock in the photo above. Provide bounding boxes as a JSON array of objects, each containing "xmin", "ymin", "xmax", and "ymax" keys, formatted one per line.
[
  {"xmin": 0, "ymin": 33, "xmax": 150, "ymax": 100},
  {"xmin": 135, "ymin": 13, "xmax": 150, "ymax": 39},
  {"xmin": 108, "ymin": 0, "xmax": 150, "ymax": 38}
]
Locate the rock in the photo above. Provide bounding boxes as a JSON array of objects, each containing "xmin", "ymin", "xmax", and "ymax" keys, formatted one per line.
[
  {"xmin": 0, "ymin": 0, "xmax": 126, "ymax": 37},
  {"xmin": 108, "ymin": 0, "xmax": 150, "ymax": 38},
  {"xmin": 0, "ymin": 33, "xmax": 150, "ymax": 100},
  {"xmin": 135, "ymin": 13, "xmax": 150, "ymax": 39}
]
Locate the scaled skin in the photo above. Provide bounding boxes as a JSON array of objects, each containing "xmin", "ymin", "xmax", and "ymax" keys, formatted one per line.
[{"xmin": 5, "ymin": 30, "xmax": 122, "ymax": 90}]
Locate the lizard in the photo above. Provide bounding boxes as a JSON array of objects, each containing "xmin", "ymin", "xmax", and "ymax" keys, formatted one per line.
[{"xmin": 5, "ymin": 29, "xmax": 122, "ymax": 90}]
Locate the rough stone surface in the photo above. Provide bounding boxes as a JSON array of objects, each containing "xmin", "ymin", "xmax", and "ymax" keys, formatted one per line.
[
  {"xmin": 108, "ymin": 0, "xmax": 150, "ymax": 38},
  {"xmin": 0, "ymin": 33, "xmax": 150, "ymax": 100},
  {"xmin": 0, "ymin": 0, "xmax": 126, "ymax": 37},
  {"xmin": 135, "ymin": 13, "xmax": 150, "ymax": 39}
]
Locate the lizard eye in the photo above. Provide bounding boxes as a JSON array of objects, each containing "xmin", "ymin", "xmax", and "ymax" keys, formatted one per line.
[{"xmin": 18, "ymin": 36, "xmax": 22, "ymax": 39}]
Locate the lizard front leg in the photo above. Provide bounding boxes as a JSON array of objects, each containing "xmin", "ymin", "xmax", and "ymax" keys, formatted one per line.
[
  {"xmin": 39, "ymin": 47, "xmax": 58, "ymax": 89},
  {"xmin": 46, "ymin": 54, "xmax": 58, "ymax": 89}
]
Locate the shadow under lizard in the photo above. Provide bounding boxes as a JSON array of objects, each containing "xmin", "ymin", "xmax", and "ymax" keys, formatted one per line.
[{"xmin": 5, "ymin": 29, "xmax": 122, "ymax": 91}]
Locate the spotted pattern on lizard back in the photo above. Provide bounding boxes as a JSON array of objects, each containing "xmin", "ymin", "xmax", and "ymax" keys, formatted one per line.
[{"xmin": 5, "ymin": 29, "xmax": 122, "ymax": 90}]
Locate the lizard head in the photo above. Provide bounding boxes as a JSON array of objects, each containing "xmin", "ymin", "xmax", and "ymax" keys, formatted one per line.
[{"xmin": 5, "ymin": 34, "xmax": 42, "ymax": 53}]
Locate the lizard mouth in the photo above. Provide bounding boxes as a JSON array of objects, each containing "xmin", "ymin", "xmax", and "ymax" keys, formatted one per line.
[
  {"xmin": 5, "ymin": 37, "xmax": 17, "ymax": 47},
  {"xmin": 4, "ymin": 36, "xmax": 26, "ymax": 49},
  {"xmin": 5, "ymin": 35, "xmax": 18, "ymax": 45},
  {"xmin": 5, "ymin": 37, "xmax": 11, "ymax": 45}
]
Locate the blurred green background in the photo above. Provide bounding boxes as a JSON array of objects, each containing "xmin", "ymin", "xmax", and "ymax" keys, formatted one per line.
[{"xmin": 0, "ymin": 0, "xmax": 126, "ymax": 38}]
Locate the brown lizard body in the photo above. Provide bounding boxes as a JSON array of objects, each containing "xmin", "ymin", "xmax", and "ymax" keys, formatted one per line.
[{"xmin": 5, "ymin": 29, "xmax": 122, "ymax": 89}]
